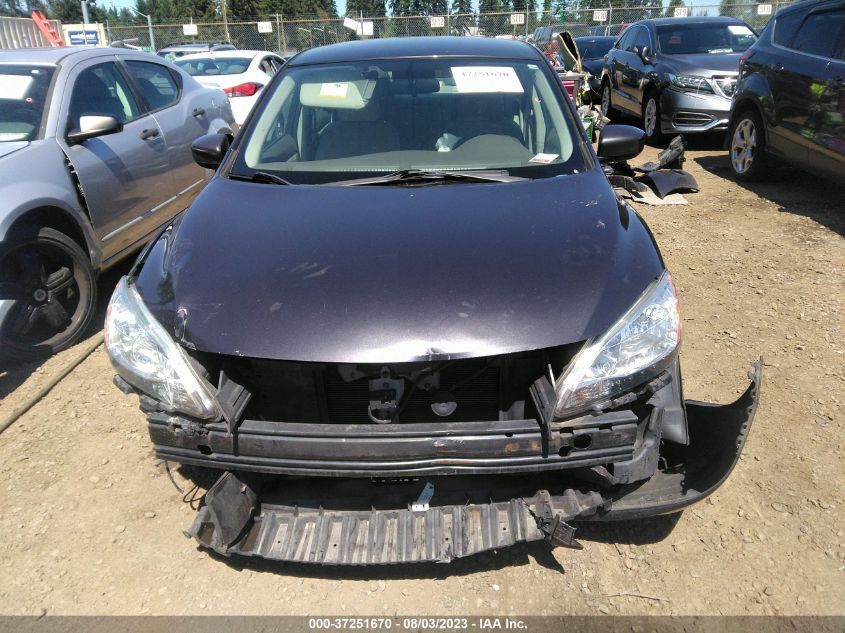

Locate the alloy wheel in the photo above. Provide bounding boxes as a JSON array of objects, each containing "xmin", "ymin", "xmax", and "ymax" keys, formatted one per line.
[
  {"xmin": 0, "ymin": 237, "xmax": 90, "ymax": 354},
  {"xmin": 730, "ymin": 118, "xmax": 757, "ymax": 175},
  {"xmin": 644, "ymin": 97, "xmax": 658, "ymax": 137}
]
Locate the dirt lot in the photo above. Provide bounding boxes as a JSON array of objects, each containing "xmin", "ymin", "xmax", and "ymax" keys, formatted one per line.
[{"xmin": 0, "ymin": 139, "xmax": 843, "ymax": 617}]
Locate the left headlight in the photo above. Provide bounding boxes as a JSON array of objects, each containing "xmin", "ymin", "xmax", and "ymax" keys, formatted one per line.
[
  {"xmin": 554, "ymin": 271, "xmax": 681, "ymax": 418},
  {"xmin": 105, "ymin": 277, "xmax": 222, "ymax": 420},
  {"xmin": 667, "ymin": 73, "xmax": 714, "ymax": 94}
]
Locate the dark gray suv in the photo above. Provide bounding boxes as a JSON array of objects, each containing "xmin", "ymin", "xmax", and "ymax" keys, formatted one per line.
[
  {"xmin": 601, "ymin": 16, "xmax": 758, "ymax": 142},
  {"xmin": 728, "ymin": 0, "xmax": 845, "ymax": 181}
]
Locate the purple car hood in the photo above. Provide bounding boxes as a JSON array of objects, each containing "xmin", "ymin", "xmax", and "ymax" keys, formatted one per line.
[{"xmin": 134, "ymin": 169, "xmax": 664, "ymax": 363}]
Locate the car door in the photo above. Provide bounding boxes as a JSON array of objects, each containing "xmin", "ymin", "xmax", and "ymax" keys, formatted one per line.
[
  {"xmin": 612, "ymin": 26, "xmax": 641, "ymax": 114},
  {"xmin": 58, "ymin": 58, "xmax": 175, "ymax": 262},
  {"xmin": 804, "ymin": 10, "xmax": 845, "ymax": 177},
  {"xmin": 766, "ymin": 7, "xmax": 841, "ymax": 163},
  {"xmin": 629, "ymin": 26, "xmax": 654, "ymax": 112},
  {"xmin": 122, "ymin": 58, "xmax": 212, "ymax": 213}
]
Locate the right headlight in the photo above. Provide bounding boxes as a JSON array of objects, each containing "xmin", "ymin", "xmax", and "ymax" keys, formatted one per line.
[
  {"xmin": 554, "ymin": 271, "xmax": 681, "ymax": 418},
  {"xmin": 105, "ymin": 277, "xmax": 221, "ymax": 420}
]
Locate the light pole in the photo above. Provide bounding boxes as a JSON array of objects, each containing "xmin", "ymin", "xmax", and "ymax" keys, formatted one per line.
[{"xmin": 131, "ymin": 8, "xmax": 155, "ymax": 52}]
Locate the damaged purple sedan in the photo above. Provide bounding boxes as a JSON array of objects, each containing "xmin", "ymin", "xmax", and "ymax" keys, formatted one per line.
[{"xmin": 105, "ymin": 37, "xmax": 760, "ymax": 565}]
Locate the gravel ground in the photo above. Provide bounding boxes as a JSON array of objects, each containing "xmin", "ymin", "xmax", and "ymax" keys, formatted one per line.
[{"xmin": 0, "ymin": 139, "xmax": 843, "ymax": 617}]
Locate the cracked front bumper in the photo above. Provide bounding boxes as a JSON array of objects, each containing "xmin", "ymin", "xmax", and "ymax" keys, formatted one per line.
[{"xmin": 183, "ymin": 362, "xmax": 761, "ymax": 564}]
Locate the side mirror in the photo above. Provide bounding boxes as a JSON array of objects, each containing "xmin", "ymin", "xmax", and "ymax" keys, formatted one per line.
[
  {"xmin": 67, "ymin": 115, "xmax": 122, "ymax": 144},
  {"xmin": 597, "ymin": 124, "xmax": 646, "ymax": 162},
  {"xmin": 191, "ymin": 133, "xmax": 231, "ymax": 169},
  {"xmin": 636, "ymin": 45, "xmax": 654, "ymax": 64}
]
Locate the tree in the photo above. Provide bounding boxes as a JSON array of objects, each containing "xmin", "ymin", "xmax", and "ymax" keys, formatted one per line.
[
  {"xmin": 47, "ymin": 0, "xmax": 106, "ymax": 22},
  {"xmin": 663, "ymin": 0, "xmax": 685, "ymax": 18},
  {"xmin": 478, "ymin": 0, "xmax": 501, "ymax": 34},
  {"xmin": 347, "ymin": 0, "xmax": 385, "ymax": 17}
]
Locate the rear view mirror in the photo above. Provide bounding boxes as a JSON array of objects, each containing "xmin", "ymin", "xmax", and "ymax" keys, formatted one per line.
[
  {"xmin": 597, "ymin": 124, "xmax": 646, "ymax": 162},
  {"xmin": 67, "ymin": 115, "xmax": 122, "ymax": 144},
  {"xmin": 192, "ymin": 133, "xmax": 231, "ymax": 170}
]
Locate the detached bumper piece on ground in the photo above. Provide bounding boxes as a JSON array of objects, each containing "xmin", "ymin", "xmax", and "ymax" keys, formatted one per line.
[{"xmin": 185, "ymin": 362, "xmax": 761, "ymax": 565}]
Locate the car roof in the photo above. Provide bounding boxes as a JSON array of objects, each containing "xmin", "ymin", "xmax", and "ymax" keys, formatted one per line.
[
  {"xmin": 159, "ymin": 41, "xmax": 232, "ymax": 50},
  {"xmin": 0, "ymin": 47, "xmax": 134, "ymax": 65},
  {"xmin": 776, "ymin": 0, "xmax": 843, "ymax": 16},
  {"xmin": 288, "ymin": 36, "xmax": 540, "ymax": 66},
  {"xmin": 633, "ymin": 15, "xmax": 749, "ymax": 28},
  {"xmin": 175, "ymin": 50, "xmax": 275, "ymax": 60}
]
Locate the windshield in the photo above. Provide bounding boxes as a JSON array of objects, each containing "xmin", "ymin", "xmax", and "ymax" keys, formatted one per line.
[
  {"xmin": 175, "ymin": 57, "xmax": 252, "ymax": 76},
  {"xmin": 577, "ymin": 39, "xmax": 615, "ymax": 59},
  {"xmin": 233, "ymin": 57, "xmax": 584, "ymax": 185},
  {"xmin": 656, "ymin": 23, "xmax": 757, "ymax": 54},
  {"xmin": 0, "ymin": 65, "xmax": 54, "ymax": 142}
]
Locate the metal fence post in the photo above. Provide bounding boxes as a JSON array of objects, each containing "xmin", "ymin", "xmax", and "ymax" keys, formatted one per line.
[
  {"xmin": 608, "ymin": 4, "xmax": 613, "ymax": 29},
  {"xmin": 275, "ymin": 13, "xmax": 282, "ymax": 52}
]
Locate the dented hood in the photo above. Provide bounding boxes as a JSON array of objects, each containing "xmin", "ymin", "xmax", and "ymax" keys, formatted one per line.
[{"xmin": 134, "ymin": 169, "xmax": 664, "ymax": 363}]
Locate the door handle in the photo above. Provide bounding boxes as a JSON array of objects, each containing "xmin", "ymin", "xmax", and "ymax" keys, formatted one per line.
[
  {"xmin": 140, "ymin": 128, "xmax": 160, "ymax": 140},
  {"xmin": 192, "ymin": 107, "xmax": 206, "ymax": 117}
]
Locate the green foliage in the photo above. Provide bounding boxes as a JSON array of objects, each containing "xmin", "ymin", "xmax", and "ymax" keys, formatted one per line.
[
  {"xmin": 347, "ymin": 0, "xmax": 386, "ymax": 17},
  {"xmin": 46, "ymin": 0, "xmax": 106, "ymax": 22},
  {"xmin": 663, "ymin": 0, "xmax": 685, "ymax": 18}
]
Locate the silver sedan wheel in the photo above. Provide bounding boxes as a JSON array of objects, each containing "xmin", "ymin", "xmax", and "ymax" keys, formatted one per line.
[
  {"xmin": 731, "ymin": 118, "xmax": 757, "ymax": 174},
  {"xmin": 644, "ymin": 97, "xmax": 658, "ymax": 137}
]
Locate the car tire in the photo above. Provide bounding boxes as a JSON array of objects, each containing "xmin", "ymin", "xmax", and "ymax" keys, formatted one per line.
[
  {"xmin": 0, "ymin": 226, "xmax": 97, "ymax": 362},
  {"xmin": 641, "ymin": 89, "xmax": 662, "ymax": 144},
  {"xmin": 729, "ymin": 108, "xmax": 767, "ymax": 182},
  {"xmin": 600, "ymin": 80, "xmax": 618, "ymax": 121}
]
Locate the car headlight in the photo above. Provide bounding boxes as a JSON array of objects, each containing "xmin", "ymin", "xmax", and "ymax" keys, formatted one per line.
[
  {"xmin": 667, "ymin": 73, "xmax": 714, "ymax": 94},
  {"xmin": 105, "ymin": 277, "xmax": 221, "ymax": 420},
  {"xmin": 554, "ymin": 271, "xmax": 680, "ymax": 417}
]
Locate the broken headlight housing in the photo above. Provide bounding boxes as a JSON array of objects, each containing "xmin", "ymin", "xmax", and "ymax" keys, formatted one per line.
[
  {"xmin": 554, "ymin": 271, "xmax": 680, "ymax": 417},
  {"xmin": 105, "ymin": 277, "xmax": 221, "ymax": 420}
]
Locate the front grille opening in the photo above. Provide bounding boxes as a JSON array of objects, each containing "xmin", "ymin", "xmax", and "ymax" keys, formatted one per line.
[
  {"xmin": 213, "ymin": 345, "xmax": 581, "ymax": 425},
  {"xmin": 673, "ymin": 111, "xmax": 715, "ymax": 126}
]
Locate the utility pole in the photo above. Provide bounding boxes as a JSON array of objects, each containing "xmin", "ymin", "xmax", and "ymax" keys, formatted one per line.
[
  {"xmin": 132, "ymin": 9, "xmax": 155, "ymax": 52},
  {"xmin": 80, "ymin": 1, "xmax": 91, "ymax": 45},
  {"xmin": 221, "ymin": 0, "xmax": 230, "ymax": 42}
]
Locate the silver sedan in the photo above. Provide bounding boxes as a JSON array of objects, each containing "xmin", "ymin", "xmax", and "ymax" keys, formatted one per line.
[{"xmin": 0, "ymin": 47, "xmax": 234, "ymax": 360}]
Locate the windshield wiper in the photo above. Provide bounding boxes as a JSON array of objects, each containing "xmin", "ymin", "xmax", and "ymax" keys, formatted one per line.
[
  {"xmin": 331, "ymin": 169, "xmax": 527, "ymax": 187},
  {"xmin": 228, "ymin": 171, "xmax": 292, "ymax": 186}
]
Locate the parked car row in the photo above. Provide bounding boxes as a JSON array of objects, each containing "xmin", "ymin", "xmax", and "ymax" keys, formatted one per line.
[{"xmin": 548, "ymin": 3, "xmax": 844, "ymax": 181}]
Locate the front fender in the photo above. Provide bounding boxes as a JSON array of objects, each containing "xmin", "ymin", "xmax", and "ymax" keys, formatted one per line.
[
  {"xmin": 731, "ymin": 73, "xmax": 773, "ymax": 127},
  {"xmin": 0, "ymin": 188, "xmax": 100, "ymax": 269}
]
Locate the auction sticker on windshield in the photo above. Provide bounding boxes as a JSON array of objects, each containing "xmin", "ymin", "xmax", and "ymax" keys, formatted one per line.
[
  {"xmin": 319, "ymin": 82, "xmax": 349, "ymax": 98},
  {"xmin": 451, "ymin": 66, "xmax": 523, "ymax": 93}
]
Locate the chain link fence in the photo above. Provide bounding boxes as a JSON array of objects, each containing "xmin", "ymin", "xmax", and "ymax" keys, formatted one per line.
[{"xmin": 106, "ymin": 2, "xmax": 792, "ymax": 54}]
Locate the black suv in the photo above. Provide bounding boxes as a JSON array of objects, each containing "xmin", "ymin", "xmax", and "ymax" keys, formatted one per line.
[{"xmin": 728, "ymin": 0, "xmax": 845, "ymax": 181}]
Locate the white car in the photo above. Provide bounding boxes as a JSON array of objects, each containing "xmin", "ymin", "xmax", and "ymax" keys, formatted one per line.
[{"xmin": 174, "ymin": 50, "xmax": 286, "ymax": 125}]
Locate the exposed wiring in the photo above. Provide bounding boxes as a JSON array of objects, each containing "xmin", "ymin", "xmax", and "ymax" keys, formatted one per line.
[
  {"xmin": 182, "ymin": 484, "xmax": 205, "ymax": 511},
  {"xmin": 164, "ymin": 460, "xmax": 184, "ymax": 494}
]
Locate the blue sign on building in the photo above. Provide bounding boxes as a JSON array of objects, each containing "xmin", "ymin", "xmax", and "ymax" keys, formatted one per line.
[{"xmin": 68, "ymin": 30, "xmax": 100, "ymax": 45}]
